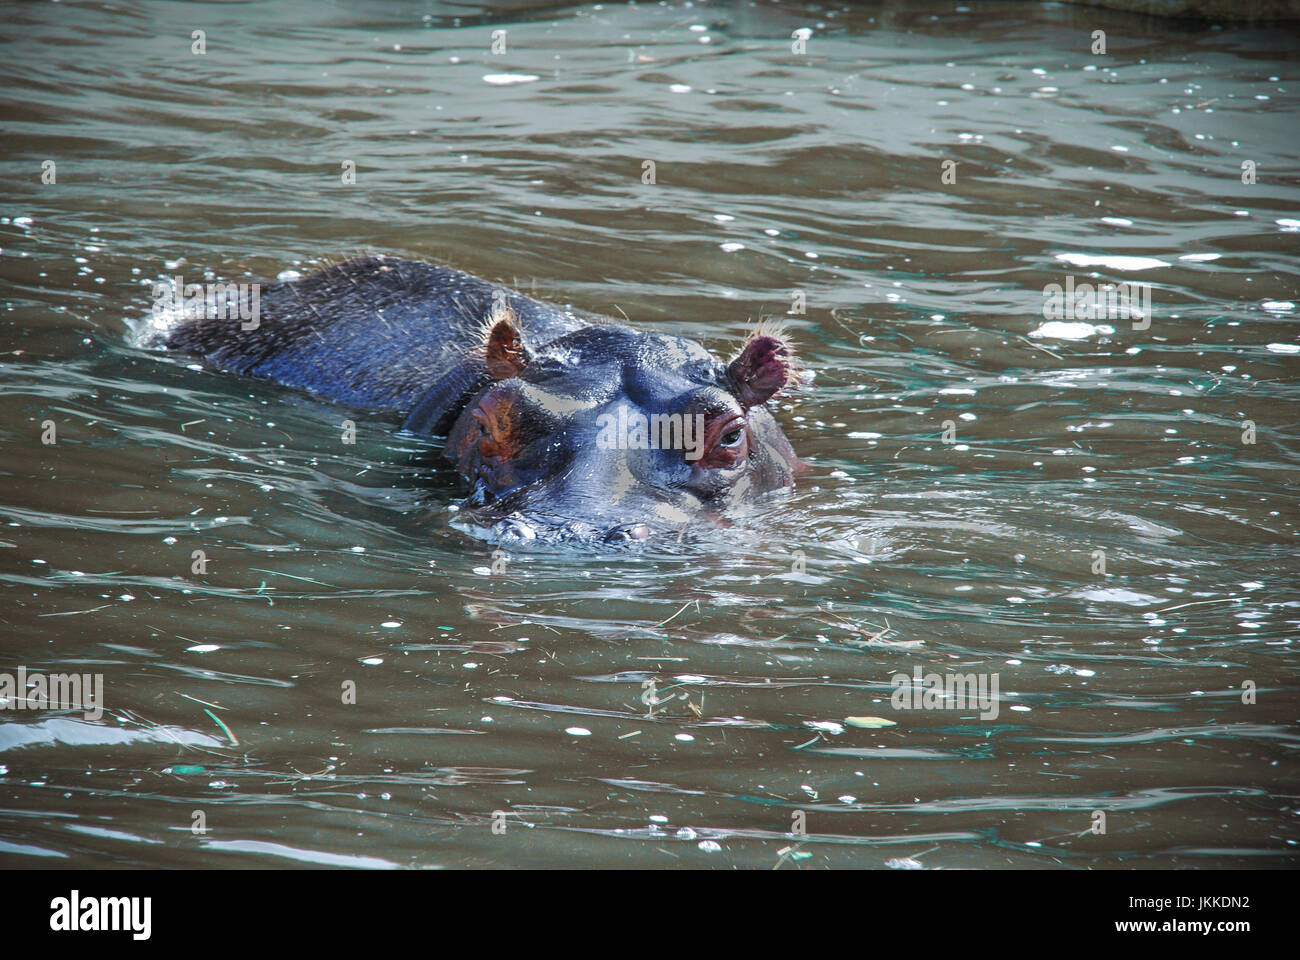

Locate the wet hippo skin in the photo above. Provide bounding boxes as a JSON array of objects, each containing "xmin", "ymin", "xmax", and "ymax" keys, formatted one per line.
[{"xmin": 166, "ymin": 255, "xmax": 800, "ymax": 543}]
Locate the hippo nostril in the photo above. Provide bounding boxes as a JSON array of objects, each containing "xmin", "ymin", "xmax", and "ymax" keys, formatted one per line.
[
  {"xmin": 495, "ymin": 516, "xmax": 537, "ymax": 541},
  {"xmin": 605, "ymin": 523, "xmax": 652, "ymax": 543}
]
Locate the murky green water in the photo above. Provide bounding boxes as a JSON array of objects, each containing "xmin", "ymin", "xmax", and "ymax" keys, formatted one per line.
[{"xmin": 0, "ymin": 0, "xmax": 1296, "ymax": 869}]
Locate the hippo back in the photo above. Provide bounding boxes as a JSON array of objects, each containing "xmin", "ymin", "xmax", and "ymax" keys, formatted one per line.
[{"xmin": 166, "ymin": 255, "xmax": 586, "ymax": 416}]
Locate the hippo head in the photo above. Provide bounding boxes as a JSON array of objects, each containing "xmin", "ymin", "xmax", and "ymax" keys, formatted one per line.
[{"xmin": 442, "ymin": 311, "xmax": 800, "ymax": 544}]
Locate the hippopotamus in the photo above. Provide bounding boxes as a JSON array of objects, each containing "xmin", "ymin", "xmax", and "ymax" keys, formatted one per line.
[{"xmin": 165, "ymin": 255, "xmax": 800, "ymax": 543}]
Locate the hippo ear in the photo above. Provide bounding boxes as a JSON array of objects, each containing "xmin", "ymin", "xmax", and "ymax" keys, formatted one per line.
[
  {"xmin": 727, "ymin": 333, "xmax": 793, "ymax": 408},
  {"xmin": 484, "ymin": 307, "xmax": 529, "ymax": 380}
]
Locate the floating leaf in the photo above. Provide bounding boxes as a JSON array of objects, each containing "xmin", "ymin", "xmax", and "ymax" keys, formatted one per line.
[{"xmin": 844, "ymin": 716, "xmax": 896, "ymax": 729}]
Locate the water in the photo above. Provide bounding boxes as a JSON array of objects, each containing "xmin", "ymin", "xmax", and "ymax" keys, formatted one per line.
[{"xmin": 0, "ymin": 0, "xmax": 1297, "ymax": 869}]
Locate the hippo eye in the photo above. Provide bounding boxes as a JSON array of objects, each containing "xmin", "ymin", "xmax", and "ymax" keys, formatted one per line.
[{"xmin": 693, "ymin": 410, "xmax": 749, "ymax": 471}]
